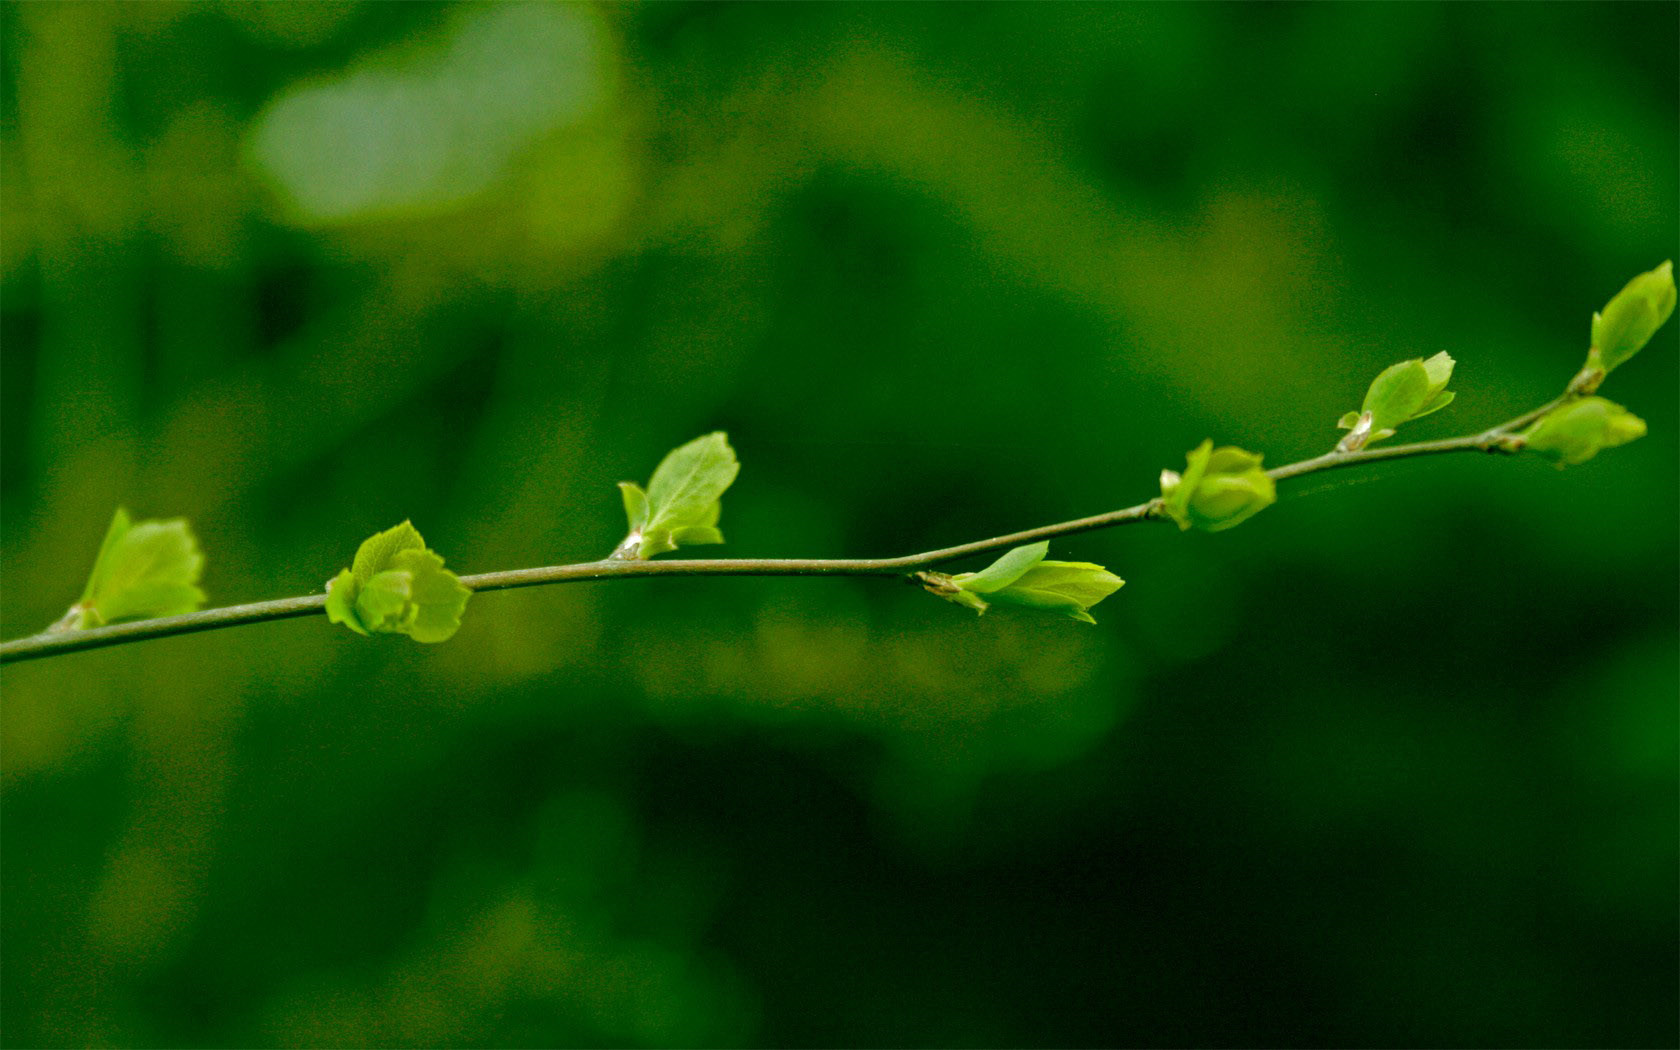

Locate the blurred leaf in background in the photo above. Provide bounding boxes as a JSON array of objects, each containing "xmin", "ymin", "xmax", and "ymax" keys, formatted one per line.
[
  {"xmin": 1, "ymin": 3, "xmax": 1675, "ymax": 1048},
  {"xmin": 248, "ymin": 3, "xmax": 609, "ymax": 225}
]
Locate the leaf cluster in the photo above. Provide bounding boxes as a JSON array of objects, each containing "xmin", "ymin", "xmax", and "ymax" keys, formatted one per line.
[
  {"xmin": 1587, "ymin": 261, "xmax": 1677, "ymax": 381},
  {"xmin": 1522, "ymin": 397, "xmax": 1646, "ymax": 467},
  {"xmin": 1336, "ymin": 351, "xmax": 1455, "ymax": 449},
  {"xmin": 325, "ymin": 521, "xmax": 471, "ymax": 643},
  {"xmin": 1159, "ymin": 440, "xmax": 1277, "ymax": 533},
  {"xmin": 933, "ymin": 541, "xmax": 1124, "ymax": 624},
  {"xmin": 618, "ymin": 432, "xmax": 739, "ymax": 559},
  {"xmin": 56, "ymin": 508, "xmax": 207, "ymax": 630}
]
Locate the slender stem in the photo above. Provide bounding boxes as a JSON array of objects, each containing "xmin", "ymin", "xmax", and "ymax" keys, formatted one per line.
[
  {"xmin": 0, "ymin": 501, "xmax": 1164, "ymax": 665},
  {"xmin": 1267, "ymin": 397, "xmax": 1564, "ymax": 482},
  {"xmin": 0, "ymin": 399, "xmax": 1563, "ymax": 666},
  {"xmin": 1267, "ymin": 434, "xmax": 1487, "ymax": 482},
  {"xmin": 1, "ymin": 596, "xmax": 329, "ymax": 663}
]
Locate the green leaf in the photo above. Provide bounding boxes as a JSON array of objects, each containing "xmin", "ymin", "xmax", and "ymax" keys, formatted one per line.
[
  {"xmin": 355, "ymin": 569, "xmax": 415, "ymax": 632},
  {"xmin": 1159, "ymin": 438, "xmax": 1214, "ymax": 528},
  {"xmin": 636, "ymin": 532, "xmax": 679, "ymax": 559},
  {"xmin": 1421, "ymin": 350, "xmax": 1454, "ymax": 392},
  {"xmin": 936, "ymin": 543, "xmax": 1124, "ymax": 624},
  {"xmin": 1205, "ymin": 447, "xmax": 1264, "ymax": 474},
  {"xmin": 645, "ymin": 432, "xmax": 739, "ymax": 515},
  {"xmin": 95, "ymin": 579, "xmax": 209, "ymax": 625},
  {"xmin": 1362, "ymin": 360, "xmax": 1431, "ymax": 433},
  {"xmin": 988, "ymin": 560, "xmax": 1126, "ymax": 624},
  {"xmin": 1411, "ymin": 389, "xmax": 1455, "ymax": 420},
  {"xmin": 326, "ymin": 521, "xmax": 471, "ymax": 643},
  {"xmin": 617, "ymin": 432, "xmax": 739, "ymax": 559},
  {"xmin": 1159, "ymin": 440, "xmax": 1276, "ymax": 532},
  {"xmin": 619, "ymin": 482, "xmax": 649, "ymax": 532},
  {"xmin": 669, "ymin": 525, "xmax": 725, "ymax": 546},
  {"xmin": 1589, "ymin": 261, "xmax": 1676, "ymax": 375},
  {"xmin": 1339, "ymin": 352, "xmax": 1456, "ymax": 447},
  {"xmin": 1411, "ymin": 352, "xmax": 1456, "ymax": 418},
  {"xmin": 79, "ymin": 507, "xmax": 133, "ymax": 606},
  {"xmin": 391, "ymin": 547, "xmax": 472, "ymax": 643},
  {"xmin": 1521, "ymin": 397, "xmax": 1647, "ymax": 467},
  {"xmin": 325, "ymin": 569, "xmax": 368, "ymax": 636},
  {"xmin": 59, "ymin": 507, "xmax": 207, "ymax": 629},
  {"xmin": 944, "ymin": 587, "xmax": 990, "ymax": 615},
  {"xmin": 351, "ymin": 520, "xmax": 425, "ymax": 585},
  {"xmin": 953, "ymin": 540, "xmax": 1049, "ymax": 594},
  {"xmin": 667, "ymin": 499, "xmax": 722, "ymax": 546}
]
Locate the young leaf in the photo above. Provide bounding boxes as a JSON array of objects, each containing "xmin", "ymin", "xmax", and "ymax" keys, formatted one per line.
[
  {"xmin": 1337, "ymin": 352, "xmax": 1456, "ymax": 447},
  {"xmin": 985, "ymin": 560, "xmax": 1126, "ymax": 624},
  {"xmin": 1159, "ymin": 440, "xmax": 1276, "ymax": 532},
  {"xmin": 668, "ymin": 499, "xmax": 724, "ymax": 546},
  {"xmin": 52, "ymin": 508, "xmax": 207, "ymax": 631},
  {"xmin": 955, "ymin": 540, "xmax": 1051, "ymax": 594},
  {"xmin": 1416, "ymin": 352, "xmax": 1456, "ymax": 417},
  {"xmin": 619, "ymin": 482, "xmax": 649, "ymax": 532},
  {"xmin": 615, "ymin": 432, "xmax": 739, "ymax": 559},
  {"xmin": 1587, "ymin": 261, "xmax": 1676, "ymax": 378},
  {"xmin": 1519, "ymin": 397, "xmax": 1646, "ymax": 467},
  {"xmin": 930, "ymin": 543, "xmax": 1125, "ymax": 624},
  {"xmin": 325, "ymin": 521, "xmax": 471, "ymax": 643},
  {"xmin": 1362, "ymin": 360, "xmax": 1430, "ymax": 435},
  {"xmin": 391, "ymin": 547, "xmax": 471, "ymax": 643},
  {"xmin": 351, "ymin": 519, "xmax": 424, "ymax": 584},
  {"xmin": 324, "ymin": 569, "xmax": 367, "ymax": 636}
]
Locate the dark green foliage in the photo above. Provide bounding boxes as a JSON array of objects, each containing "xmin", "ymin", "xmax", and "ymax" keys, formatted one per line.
[{"xmin": 1, "ymin": 4, "xmax": 1675, "ymax": 1048}]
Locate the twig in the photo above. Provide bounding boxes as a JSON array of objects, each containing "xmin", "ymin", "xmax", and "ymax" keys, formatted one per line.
[{"xmin": 0, "ymin": 403, "xmax": 1557, "ymax": 665}]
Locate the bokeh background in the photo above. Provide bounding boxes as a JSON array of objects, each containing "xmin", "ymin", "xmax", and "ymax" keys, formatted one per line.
[{"xmin": 2, "ymin": 3, "xmax": 1676, "ymax": 1047}]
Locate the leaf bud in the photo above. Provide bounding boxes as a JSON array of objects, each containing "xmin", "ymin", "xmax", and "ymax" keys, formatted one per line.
[
  {"xmin": 924, "ymin": 542, "xmax": 1124, "ymax": 624},
  {"xmin": 1520, "ymin": 396, "xmax": 1646, "ymax": 467},
  {"xmin": 1336, "ymin": 351, "xmax": 1456, "ymax": 448},
  {"xmin": 1159, "ymin": 439, "xmax": 1277, "ymax": 532},
  {"xmin": 1586, "ymin": 261, "xmax": 1676, "ymax": 381},
  {"xmin": 326, "ymin": 521, "xmax": 471, "ymax": 642}
]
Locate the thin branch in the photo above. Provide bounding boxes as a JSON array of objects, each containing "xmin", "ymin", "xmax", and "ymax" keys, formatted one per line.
[
  {"xmin": 2, "ymin": 596, "xmax": 329, "ymax": 664},
  {"xmin": 0, "ymin": 402, "xmax": 1557, "ymax": 666}
]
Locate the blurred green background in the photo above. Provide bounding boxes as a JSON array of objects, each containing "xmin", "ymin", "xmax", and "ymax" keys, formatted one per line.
[{"xmin": 2, "ymin": 3, "xmax": 1676, "ymax": 1047}]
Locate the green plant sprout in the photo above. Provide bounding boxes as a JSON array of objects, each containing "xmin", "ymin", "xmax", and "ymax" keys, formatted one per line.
[
  {"xmin": 1158, "ymin": 440, "xmax": 1277, "ymax": 532},
  {"xmin": 916, "ymin": 541, "xmax": 1124, "ymax": 624},
  {"xmin": 1579, "ymin": 261, "xmax": 1677, "ymax": 388},
  {"xmin": 1518, "ymin": 397, "xmax": 1648, "ymax": 467},
  {"xmin": 3, "ymin": 262, "xmax": 1672, "ymax": 664},
  {"xmin": 1335, "ymin": 351, "xmax": 1456, "ymax": 451},
  {"xmin": 324, "ymin": 521, "xmax": 472, "ymax": 642},
  {"xmin": 45, "ymin": 507, "xmax": 206, "ymax": 632},
  {"xmin": 614, "ymin": 431, "xmax": 739, "ymax": 560}
]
